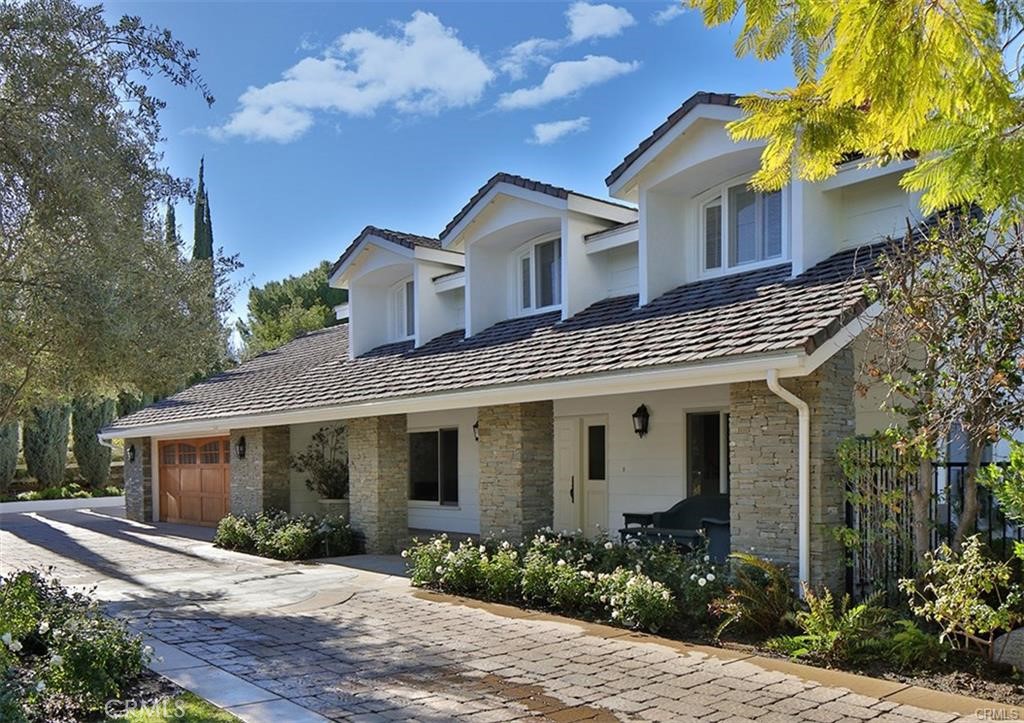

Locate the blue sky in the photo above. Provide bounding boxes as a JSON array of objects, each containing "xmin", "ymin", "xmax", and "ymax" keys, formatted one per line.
[{"xmin": 105, "ymin": 1, "xmax": 793, "ymax": 324}]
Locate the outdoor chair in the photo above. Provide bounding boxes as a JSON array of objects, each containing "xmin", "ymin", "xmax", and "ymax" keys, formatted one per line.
[{"xmin": 619, "ymin": 494, "xmax": 730, "ymax": 562}]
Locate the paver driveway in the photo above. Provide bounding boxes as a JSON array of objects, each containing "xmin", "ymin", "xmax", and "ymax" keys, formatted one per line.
[{"xmin": 0, "ymin": 505, "xmax": 996, "ymax": 722}]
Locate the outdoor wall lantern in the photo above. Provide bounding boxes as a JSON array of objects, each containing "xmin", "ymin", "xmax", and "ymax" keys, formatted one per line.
[
  {"xmin": 472, "ymin": 421, "xmax": 480, "ymax": 442},
  {"xmin": 236, "ymin": 436, "xmax": 247, "ymax": 460},
  {"xmin": 127, "ymin": 444, "xmax": 136, "ymax": 463},
  {"xmin": 632, "ymin": 404, "xmax": 650, "ymax": 438}
]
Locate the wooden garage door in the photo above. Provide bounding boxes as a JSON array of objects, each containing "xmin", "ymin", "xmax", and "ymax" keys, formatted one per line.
[{"xmin": 159, "ymin": 438, "xmax": 230, "ymax": 526}]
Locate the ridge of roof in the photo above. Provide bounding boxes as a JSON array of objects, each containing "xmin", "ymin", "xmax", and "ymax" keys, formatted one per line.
[
  {"xmin": 606, "ymin": 91, "xmax": 739, "ymax": 188},
  {"xmin": 329, "ymin": 225, "xmax": 442, "ymax": 278},
  {"xmin": 439, "ymin": 172, "xmax": 635, "ymax": 242}
]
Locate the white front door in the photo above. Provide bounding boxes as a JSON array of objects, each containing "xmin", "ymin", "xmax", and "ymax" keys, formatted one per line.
[{"xmin": 554, "ymin": 416, "xmax": 609, "ymax": 535}]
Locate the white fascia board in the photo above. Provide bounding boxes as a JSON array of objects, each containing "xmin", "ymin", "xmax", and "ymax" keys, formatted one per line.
[
  {"xmin": 442, "ymin": 185, "xmax": 568, "ymax": 250},
  {"xmin": 798, "ymin": 301, "xmax": 880, "ymax": 375},
  {"xmin": 608, "ymin": 104, "xmax": 743, "ymax": 198},
  {"xmin": 100, "ymin": 350, "xmax": 808, "ymax": 441},
  {"xmin": 585, "ymin": 222, "xmax": 639, "ymax": 254},
  {"xmin": 330, "ymin": 238, "xmax": 415, "ymax": 287},
  {"xmin": 414, "ymin": 246, "xmax": 465, "ymax": 267},
  {"xmin": 433, "ymin": 271, "xmax": 465, "ymax": 293},
  {"xmin": 566, "ymin": 194, "xmax": 637, "ymax": 224},
  {"xmin": 819, "ymin": 158, "xmax": 915, "ymax": 192}
]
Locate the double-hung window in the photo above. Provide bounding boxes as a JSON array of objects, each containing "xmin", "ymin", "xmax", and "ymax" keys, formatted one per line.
[
  {"xmin": 391, "ymin": 278, "xmax": 415, "ymax": 340},
  {"xmin": 409, "ymin": 429, "xmax": 459, "ymax": 505},
  {"xmin": 517, "ymin": 237, "xmax": 562, "ymax": 313},
  {"xmin": 702, "ymin": 183, "xmax": 783, "ymax": 272}
]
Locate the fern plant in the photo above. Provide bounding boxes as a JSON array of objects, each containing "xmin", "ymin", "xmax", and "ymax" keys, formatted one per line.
[
  {"xmin": 768, "ymin": 586, "xmax": 888, "ymax": 665},
  {"xmin": 711, "ymin": 552, "xmax": 798, "ymax": 640}
]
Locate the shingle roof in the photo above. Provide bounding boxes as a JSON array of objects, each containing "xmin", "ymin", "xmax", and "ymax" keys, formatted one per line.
[
  {"xmin": 439, "ymin": 172, "xmax": 634, "ymax": 241},
  {"xmin": 606, "ymin": 91, "xmax": 738, "ymax": 188},
  {"xmin": 330, "ymin": 225, "xmax": 442, "ymax": 278},
  {"xmin": 109, "ymin": 243, "xmax": 883, "ymax": 433}
]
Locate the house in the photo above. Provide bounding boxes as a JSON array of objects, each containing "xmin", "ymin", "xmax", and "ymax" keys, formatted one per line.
[{"xmin": 101, "ymin": 92, "xmax": 924, "ymax": 592}]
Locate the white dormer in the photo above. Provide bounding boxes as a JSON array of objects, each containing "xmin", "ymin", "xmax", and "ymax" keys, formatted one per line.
[
  {"xmin": 439, "ymin": 173, "xmax": 636, "ymax": 335},
  {"xmin": 329, "ymin": 226, "xmax": 464, "ymax": 358}
]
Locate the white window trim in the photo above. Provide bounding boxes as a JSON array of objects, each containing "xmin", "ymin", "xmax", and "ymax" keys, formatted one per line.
[
  {"xmin": 390, "ymin": 278, "xmax": 415, "ymax": 342},
  {"xmin": 513, "ymin": 233, "xmax": 563, "ymax": 317},
  {"xmin": 697, "ymin": 174, "xmax": 789, "ymax": 279},
  {"xmin": 407, "ymin": 426, "xmax": 460, "ymax": 507}
]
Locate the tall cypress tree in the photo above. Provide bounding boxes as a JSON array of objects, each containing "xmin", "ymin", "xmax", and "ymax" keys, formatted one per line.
[
  {"xmin": 0, "ymin": 420, "xmax": 18, "ymax": 494},
  {"xmin": 164, "ymin": 203, "xmax": 177, "ymax": 247},
  {"xmin": 71, "ymin": 395, "xmax": 114, "ymax": 488},
  {"xmin": 192, "ymin": 157, "xmax": 213, "ymax": 260},
  {"xmin": 23, "ymin": 403, "xmax": 70, "ymax": 487}
]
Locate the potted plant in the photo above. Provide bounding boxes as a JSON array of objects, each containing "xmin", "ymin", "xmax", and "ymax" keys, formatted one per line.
[{"xmin": 290, "ymin": 425, "xmax": 349, "ymax": 518}]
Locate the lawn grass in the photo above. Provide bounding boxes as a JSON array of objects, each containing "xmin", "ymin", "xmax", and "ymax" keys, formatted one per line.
[{"xmin": 105, "ymin": 692, "xmax": 236, "ymax": 722}]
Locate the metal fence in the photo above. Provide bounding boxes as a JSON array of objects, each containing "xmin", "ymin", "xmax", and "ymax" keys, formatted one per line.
[{"xmin": 843, "ymin": 439, "xmax": 1023, "ymax": 601}]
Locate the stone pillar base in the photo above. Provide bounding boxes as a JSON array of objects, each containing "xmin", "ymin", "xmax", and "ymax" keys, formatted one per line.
[{"xmin": 348, "ymin": 415, "xmax": 408, "ymax": 554}]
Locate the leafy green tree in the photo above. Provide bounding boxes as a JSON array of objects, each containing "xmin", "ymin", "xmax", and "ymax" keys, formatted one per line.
[
  {"xmin": 238, "ymin": 261, "xmax": 348, "ymax": 357},
  {"xmin": 979, "ymin": 440, "xmax": 1024, "ymax": 560},
  {"xmin": 71, "ymin": 395, "xmax": 115, "ymax": 487},
  {"xmin": 23, "ymin": 403, "xmax": 70, "ymax": 487},
  {"xmin": 192, "ymin": 158, "xmax": 213, "ymax": 261},
  {"xmin": 0, "ymin": 0, "xmax": 240, "ymax": 424},
  {"xmin": 688, "ymin": 0, "xmax": 1023, "ymax": 218},
  {"xmin": 0, "ymin": 420, "xmax": 18, "ymax": 494}
]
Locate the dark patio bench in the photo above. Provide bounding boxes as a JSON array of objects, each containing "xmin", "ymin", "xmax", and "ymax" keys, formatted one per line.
[{"xmin": 619, "ymin": 494, "xmax": 730, "ymax": 562}]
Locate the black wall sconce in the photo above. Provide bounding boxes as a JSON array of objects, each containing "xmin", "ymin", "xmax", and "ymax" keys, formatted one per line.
[
  {"xmin": 127, "ymin": 444, "xmax": 136, "ymax": 463},
  {"xmin": 472, "ymin": 421, "xmax": 480, "ymax": 442},
  {"xmin": 236, "ymin": 436, "xmax": 247, "ymax": 460},
  {"xmin": 632, "ymin": 404, "xmax": 650, "ymax": 438}
]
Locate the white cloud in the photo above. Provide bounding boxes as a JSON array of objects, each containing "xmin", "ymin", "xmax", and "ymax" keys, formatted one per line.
[
  {"xmin": 496, "ymin": 55, "xmax": 639, "ymax": 110},
  {"xmin": 498, "ymin": 37, "xmax": 560, "ymax": 80},
  {"xmin": 566, "ymin": 2, "xmax": 636, "ymax": 43},
  {"xmin": 530, "ymin": 116, "xmax": 590, "ymax": 145},
  {"xmin": 652, "ymin": 3, "xmax": 686, "ymax": 25},
  {"xmin": 216, "ymin": 11, "xmax": 494, "ymax": 142}
]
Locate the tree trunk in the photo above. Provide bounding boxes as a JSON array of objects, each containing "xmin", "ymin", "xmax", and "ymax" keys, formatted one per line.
[
  {"xmin": 911, "ymin": 457, "xmax": 934, "ymax": 570},
  {"xmin": 953, "ymin": 440, "xmax": 986, "ymax": 550}
]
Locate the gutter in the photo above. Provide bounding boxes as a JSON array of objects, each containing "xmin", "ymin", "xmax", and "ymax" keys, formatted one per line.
[{"xmin": 766, "ymin": 369, "xmax": 810, "ymax": 594}]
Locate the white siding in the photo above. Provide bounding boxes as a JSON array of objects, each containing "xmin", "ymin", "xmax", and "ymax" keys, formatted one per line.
[{"xmin": 603, "ymin": 243, "xmax": 639, "ymax": 297}]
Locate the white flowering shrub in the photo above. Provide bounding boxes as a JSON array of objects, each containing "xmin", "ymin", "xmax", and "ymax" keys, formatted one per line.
[
  {"xmin": 213, "ymin": 511, "xmax": 358, "ymax": 560},
  {"xmin": 404, "ymin": 534, "xmax": 452, "ymax": 587},
  {"xmin": 598, "ymin": 568, "xmax": 676, "ymax": 632},
  {"xmin": 0, "ymin": 570, "xmax": 147, "ymax": 721},
  {"xmin": 479, "ymin": 545, "xmax": 521, "ymax": 601}
]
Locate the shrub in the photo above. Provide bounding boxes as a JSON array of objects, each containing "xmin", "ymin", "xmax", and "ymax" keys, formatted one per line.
[
  {"xmin": 0, "ymin": 420, "xmax": 17, "ymax": 495},
  {"xmin": 768, "ymin": 587, "xmax": 888, "ymax": 665},
  {"xmin": 479, "ymin": 544, "xmax": 521, "ymax": 602},
  {"xmin": 70, "ymin": 396, "xmax": 114, "ymax": 488},
  {"xmin": 22, "ymin": 404, "xmax": 70, "ymax": 487},
  {"xmin": 899, "ymin": 534, "xmax": 1023, "ymax": 660},
  {"xmin": 405, "ymin": 535, "xmax": 452, "ymax": 587},
  {"xmin": 213, "ymin": 511, "xmax": 359, "ymax": 560},
  {"xmin": 290, "ymin": 426, "xmax": 348, "ymax": 499},
  {"xmin": 674, "ymin": 548, "xmax": 727, "ymax": 629},
  {"xmin": 0, "ymin": 570, "xmax": 147, "ymax": 720},
  {"xmin": 887, "ymin": 619, "xmax": 948, "ymax": 670},
  {"xmin": 16, "ymin": 483, "xmax": 92, "ymax": 501},
  {"xmin": 711, "ymin": 552, "xmax": 798, "ymax": 640},
  {"xmin": 599, "ymin": 568, "xmax": 676, "ymax": 633},
  {"xmin": 439, "ymin": 540, "xmax": 486, "ymax": 596}
]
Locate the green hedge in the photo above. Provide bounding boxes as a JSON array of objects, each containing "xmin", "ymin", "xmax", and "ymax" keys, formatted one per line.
[{"xmin": 214, "ymin": 511, "xmax": 360, "ymax": 560}]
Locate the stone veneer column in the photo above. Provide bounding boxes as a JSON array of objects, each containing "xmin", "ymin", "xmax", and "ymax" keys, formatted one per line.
[
  {"xmin": 229, "ymin": 426, "xmax": 291, "ymax": 515},
  {"xmin": 729, "ymin": 347, "xmax": 854, "ymax": 591},
  {"xmin": 478, "ymin": 401, "xmax": 554, "ymax": 539},
  {"xmin": 347, "ymin": 414, "xmax": 408, "ymax": 554},
  {"xmin": 123, "ymin": 437, "xmax": 153, "ymax": 522}
]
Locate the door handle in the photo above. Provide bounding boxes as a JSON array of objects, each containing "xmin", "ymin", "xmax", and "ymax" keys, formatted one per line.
[{"xmin": 570, "ymin": 475, "xmax": 575, "ymax": 503}]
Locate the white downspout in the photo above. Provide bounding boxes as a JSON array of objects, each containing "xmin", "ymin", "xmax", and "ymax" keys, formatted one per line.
[{"xmin": 766, "ymin": 369, "xmax": 811, "ymax": 592}]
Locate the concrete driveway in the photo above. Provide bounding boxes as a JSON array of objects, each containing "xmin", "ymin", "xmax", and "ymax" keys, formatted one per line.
[{"xmin": 0, "ymin": 504, "xmax": 1008, "ymax": 722}]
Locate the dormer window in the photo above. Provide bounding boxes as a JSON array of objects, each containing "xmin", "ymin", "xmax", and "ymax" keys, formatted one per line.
[
  {"xmin": 516, "ymin": 237, "xmax": 562, "ymax": 313},
  {"xmin": 702, "ymin": 182, "xmax": 783, "ymax": 272},
  {"xmin": 391, "ymin": 278, "xmax": 414, "ymax": 340}
]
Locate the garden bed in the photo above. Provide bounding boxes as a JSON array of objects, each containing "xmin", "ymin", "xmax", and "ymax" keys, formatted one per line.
[
  {"xmin": 213, "ymin": 511, "xmax": 360, "ymax": 560},
  {"xmin": 404, "ymin": 530, "xmax": 1024, "ymax": 708}
]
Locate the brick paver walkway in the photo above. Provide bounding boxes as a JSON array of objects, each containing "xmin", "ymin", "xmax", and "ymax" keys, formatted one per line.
[{"xmin": 0, "ymin": 506, "xmax": 995, "ymax": 722}]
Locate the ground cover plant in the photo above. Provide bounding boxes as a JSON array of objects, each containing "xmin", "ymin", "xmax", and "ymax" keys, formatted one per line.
[
  {"xmin": 0, "ymin": 570, "xmax": 148, "ymax": 721},
  {"xmin": 4, "ymin": 482, "xmax": 122, "ymax": 503},
  {"xmin": 213, "ymin": 511, "xmax": 359, "ymax": 560}
]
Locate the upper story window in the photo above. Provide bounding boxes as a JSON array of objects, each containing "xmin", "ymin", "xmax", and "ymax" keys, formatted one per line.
[
  {"xmin": 516, "ymin": 237, "xmax": 562, "ymax": 313},
  {"xmin": 702, "ymin": 182, "xmax": 783, "ymax": 272},
  {"xmin": 391, "ymin": 278, "xmax": 414, "ymax": 341}
]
